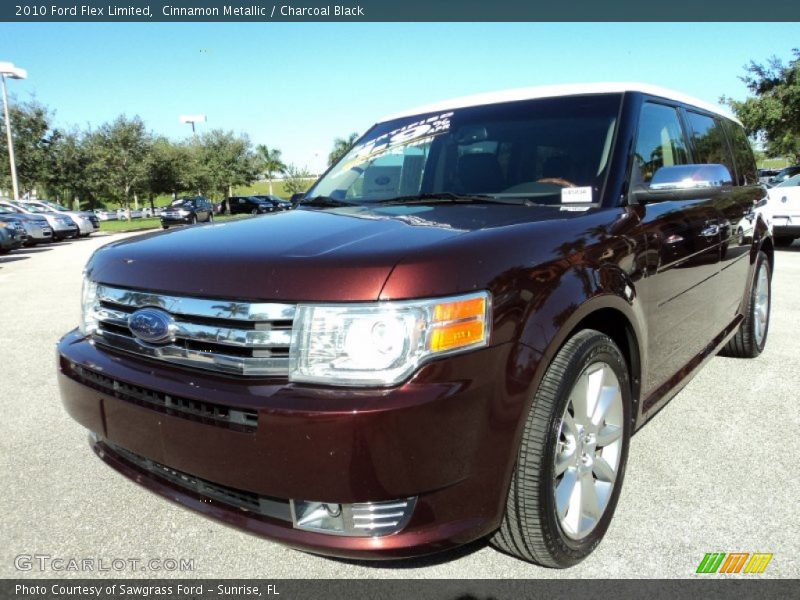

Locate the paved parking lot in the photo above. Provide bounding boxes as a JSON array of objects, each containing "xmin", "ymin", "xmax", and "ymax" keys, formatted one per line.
[{"xmin": 1, "ymin": 232, "xmax": 799, "ymax": 579}]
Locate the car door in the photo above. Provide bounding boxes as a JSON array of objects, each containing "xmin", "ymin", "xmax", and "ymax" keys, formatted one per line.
[
  {"xmin": 631, "ymin": 101, "xmax": 723, "ymax": 396},
  {"xmin": 686, "ymin": 112, "xmax": 763, "ymax": 327}
]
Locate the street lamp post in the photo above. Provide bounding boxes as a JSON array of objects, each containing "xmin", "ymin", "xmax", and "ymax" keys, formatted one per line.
[
  {"xmin": 179, "ymin": 114, "xmax": 207, "ymax": 137},
  {"xmin": 0, "ymin": 61, "xmax": 27, "ymax": 201}
]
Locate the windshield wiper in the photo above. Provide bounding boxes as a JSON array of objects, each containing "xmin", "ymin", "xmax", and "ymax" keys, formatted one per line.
[
  {"xmin": 300, "ymin": 195, "xmax": 358, "ymax": 208},
  {"xmin": 370, "ymin": 192, "xmax": 526, "ymax": 206}
]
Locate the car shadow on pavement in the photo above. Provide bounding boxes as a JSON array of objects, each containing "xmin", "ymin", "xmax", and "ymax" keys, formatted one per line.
[
  {"xmin": 0, "ymin": 255, "xmax": 30, "ymax": 264},
  {"xmin": 317, "ymin": 538, "xmax": 489, "ymax": 569},
  {"xmin": 15, "ymin": 246, "xmax": 53, "ymax": 254},
  {"xmin": 777, "ymin": 243, "xmax": 800, "ymax": 252}
]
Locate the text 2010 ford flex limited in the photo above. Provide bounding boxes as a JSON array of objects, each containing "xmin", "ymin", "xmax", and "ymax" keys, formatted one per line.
[{"xmin": 57, "ymin": 83, "xmax": 772, "ymax": 567}]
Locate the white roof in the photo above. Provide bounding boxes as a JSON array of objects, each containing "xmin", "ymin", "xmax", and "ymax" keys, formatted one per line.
[{"xmin": 380, "ymin": 82, "xmax": 739, "ymax": 124}]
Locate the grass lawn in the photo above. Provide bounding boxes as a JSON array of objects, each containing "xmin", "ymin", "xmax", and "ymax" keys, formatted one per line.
[{"xmin": 98, "ymin": 214, "xmax": 251, "ymax": 233}]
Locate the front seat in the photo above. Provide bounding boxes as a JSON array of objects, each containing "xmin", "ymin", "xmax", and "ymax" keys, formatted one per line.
[{"xmin": 457, "ymin": 153, "xmax": 505, "ymax": 194}]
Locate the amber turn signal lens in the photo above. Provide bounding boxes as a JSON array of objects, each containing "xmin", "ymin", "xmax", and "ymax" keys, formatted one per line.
[
  {"xmin": 430, "ymin": 296, "xmax": 488, "ymax": 352},
  {"xmin": 430, "ymin": 320, "xmax": 486, "ymax": 352},
  {"xmin": 433, "ymin": 297, "xmax": 486, "ymax": 323}
]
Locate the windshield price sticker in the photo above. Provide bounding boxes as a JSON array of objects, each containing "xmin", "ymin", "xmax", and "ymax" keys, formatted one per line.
[{"xmin": 561, "ymin": 186, "xmax": 593, "ymax": 203}]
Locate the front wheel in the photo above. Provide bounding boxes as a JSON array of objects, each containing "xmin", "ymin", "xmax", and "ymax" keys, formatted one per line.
[
  {"xmin": 492, "ymin": 329, "xmax": 631, "ymax": 568},
  {"xmin": 720, "ymin": 250, "xmax": 771, "ymax": 358},
  {"xmin": 189, "ymin": 215, "xmax": 198, "ymax": 225}
]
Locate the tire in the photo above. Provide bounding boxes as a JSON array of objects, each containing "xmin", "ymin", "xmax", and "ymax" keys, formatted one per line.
[
  {"xmin": 162, "ymin": 225, "xmax": 169, "ymax": 230},
  {"xmin": 720, "ymin": 250, "xmax": 771, "ymax": 358},
  {"xmin": 251, "ymin": 208, "xmax": 258, "ymax": 215},
  {"xmin": 491, "ymin": 329, "xmax": 631, "ymax": 568},
  {"xmin": 189, "ymin": 215, "xmax": 197, "ymax": 225},
  {"xmin": 207, "ymin": 213, "xmax": 214, "ymax": 223},
  {"xmin": 774, "ymin": 236, "xmax": 794, "ymax": 248}
]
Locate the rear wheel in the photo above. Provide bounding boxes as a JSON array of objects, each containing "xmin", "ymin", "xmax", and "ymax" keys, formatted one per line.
[
  {"xmin": 774, "ymin": 236, "xmax": 794, "ymax": 248},
  {"xmin": 207, "ymin": 213, "xmax": 214, "ymax": 223},
  {"xmin": 720, "ymin": 250, "xmax": 771, "ymax": 358},
  {"xmin": 491, "ymin": 329, "xmax": 631, "ymax": 567}
]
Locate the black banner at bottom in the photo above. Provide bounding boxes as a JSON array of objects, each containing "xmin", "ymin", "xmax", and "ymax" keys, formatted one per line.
[{"xmin": 3, "ymin": 579, "xmax": 800, "ymax": 600}]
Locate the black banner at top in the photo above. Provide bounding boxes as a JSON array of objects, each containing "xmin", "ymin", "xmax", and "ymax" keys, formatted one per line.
[{"xmin": 1, "ymin": 0, "xmax": 799, "ymax": 22}]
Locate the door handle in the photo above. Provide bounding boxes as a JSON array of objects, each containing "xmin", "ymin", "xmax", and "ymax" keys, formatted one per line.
[{"xmin": 700, "ymin": 224, "xmax": 720, "ymax": 238}]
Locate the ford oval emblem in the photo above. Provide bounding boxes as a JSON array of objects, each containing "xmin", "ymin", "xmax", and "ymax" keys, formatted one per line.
[{"xmin": 128, "ymin": 308, "xmax": 176, "ymax": 344}]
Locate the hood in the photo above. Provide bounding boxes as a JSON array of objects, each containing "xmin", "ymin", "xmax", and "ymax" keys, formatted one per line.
[{"xmin": 88, "ymin": 203, "xmax": 581, "ymax": 302}]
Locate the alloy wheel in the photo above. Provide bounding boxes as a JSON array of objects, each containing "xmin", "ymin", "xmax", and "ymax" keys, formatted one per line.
[{"xmin": 554, "ymin": 362, "xmax": 624, "ymax": 540}]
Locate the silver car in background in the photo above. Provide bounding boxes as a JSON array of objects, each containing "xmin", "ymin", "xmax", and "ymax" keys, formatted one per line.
[
  {"xmin": 0, "ymin": 202, "xmax": 53, "ymax": 245},
  {"xmin": 2, "ymin": 200, "xmax": 78, "ymax": 241},
  {"xmin": 22, "ymin": 200, "xmax": 95, "ymax": 237}
]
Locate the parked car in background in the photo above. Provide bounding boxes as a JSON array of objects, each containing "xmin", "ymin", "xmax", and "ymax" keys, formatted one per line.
[
  {"xmin": 0, "ymin": 223, "xmax": 19, "ymax": 254},
  {"xmin": 160, "ymin": 196, "xmax": 214, "ymax": 229},
  {"xmin": 93, "ymin": 209, "xmax": 118, "ymax": 221},
  {"xmin": 252, "ymin": 195, "xmax": 293, "ymax": 211},
  {"xmin": 2, "ymin": 200, "xmax": 77, "ymax": 241},
  {"xmin": 36, "ymin": 199, "xmax": 100, "ymax": 233},
  {"xmin": 769, "ymin": 165, "xmax": 800, "ymax": 187},
  {"xmin": 22, "ymin": 200, "xmax": 94, "ymax": 238},
  {"xmin": 116, "ymin": 208, "xmax": 144, "ymax": 221},
  {"xmin": 0, "ymin": 203, "xmax": 52, "ymax": 245},
  {"xmin": 0, "ymin": 213, "xmax": 28, "ymax": 248},
  {"xmin": 758, "ymin": 168, "xmax": 779, "ymax": 185},
  {"xmin": 59, "ymin": 84, "xmax": 772, "ymax": 568},
  {"xmin": 226, "ymin": 196, "xmax": 276, "ymax": 215},
  {"xmin": 764, "ymin": 173, "xmax": 800, "ymax": 247}
]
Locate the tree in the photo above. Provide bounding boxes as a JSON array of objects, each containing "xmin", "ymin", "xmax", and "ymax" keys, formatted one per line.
[
  {"xmin": 0, "ymin": 100, "xmax": 57, "ymax": 197},
  {"xmin": 282, "ymin": 164, "xmax": 314, "ymax": 195},
  {"xmin": 86, "ymin": 115, "xmax": 151, "ymax": 211},
  {"xmin": 45, "ymin": 128, "xmax": 97, "ymax": 209},
  {"xmin": 194, "ymin": 129, "xmax": 258, "ymax": 199},
  {"xmin": 255, "ymin": 144, "xmax": 286, "ymax": 196},
  {"xmin": 725, "ymin": 49, "xmax": 800, "ymax": 162},
  {"xmin": 145, "ymin": 137, "xmax": 194, "ymax": 209},
  {"xmin": 327, "ymin": 132, "xmax": 359, "ymax": 167}
]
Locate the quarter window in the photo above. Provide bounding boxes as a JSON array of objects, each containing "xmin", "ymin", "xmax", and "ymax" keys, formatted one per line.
[
  {"xmin": 633, "ymin": 103, "xmax": 689, "ymax": 185},
  {"xmin": 723, "ymin": 120, "xmax": 758, "ymax": 185}
]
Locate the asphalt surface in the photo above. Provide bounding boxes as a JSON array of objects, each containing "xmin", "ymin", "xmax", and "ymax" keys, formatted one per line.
[{"xmin": 1, "ymin": 231, "xmax": 799, "ymax": 579}]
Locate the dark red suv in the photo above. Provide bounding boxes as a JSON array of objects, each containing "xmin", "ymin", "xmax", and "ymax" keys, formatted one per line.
[{"xmin": 57, "ymin": 84, "xmax": 772, "ymax": 567}]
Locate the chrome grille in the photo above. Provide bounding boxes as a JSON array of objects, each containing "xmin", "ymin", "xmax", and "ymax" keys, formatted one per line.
[{"xmin": 92, "ymin": 284, "xmax": 295, "ymax": 377}]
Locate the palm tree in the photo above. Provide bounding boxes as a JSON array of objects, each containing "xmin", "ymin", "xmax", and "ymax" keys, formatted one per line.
[
  {"xmin": 327, "ymin": 132, "xmax": 359, "ymax": 167},
  {"xmin": 255, "ymin": 145, "xmax": 286, "ymax": 196}
]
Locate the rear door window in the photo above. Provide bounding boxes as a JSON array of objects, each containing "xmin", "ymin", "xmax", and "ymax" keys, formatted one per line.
[{"xmin": 684, "ymin": 111, "xmax": 736, "ymax": 180}]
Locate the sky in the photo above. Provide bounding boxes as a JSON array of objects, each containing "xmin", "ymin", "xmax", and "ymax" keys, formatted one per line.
[{"xmin": 1, "ymin": 22, "xmax": 798, "ymax": 173}]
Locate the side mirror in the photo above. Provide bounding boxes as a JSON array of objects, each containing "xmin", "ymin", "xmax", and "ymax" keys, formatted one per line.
[
  {"xmin": 632, "ymin": 164, "xmax": 733, "ymax": 204},
  {"xmin": 290, "ymin": 193, "xmax": 306, "ymax": 206}
]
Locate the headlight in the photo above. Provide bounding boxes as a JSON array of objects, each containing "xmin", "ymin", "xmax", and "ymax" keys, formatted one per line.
[
  {"xmin": 79, "ymin": 277, "xmax": 99, "ymax": 335},
  {"xmin": 178, "ymin": 209, "xmax": 190, "ymax": 216},
  {"xmin": 289, "ymin": 291, "xmax": 491, "ymax": 386}
]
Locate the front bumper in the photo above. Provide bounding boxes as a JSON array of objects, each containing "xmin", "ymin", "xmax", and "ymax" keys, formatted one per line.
[
  {"xmin": 160, "ymin": 216, "xmax": 193, "ymax": 225},
  {"xmin": 57, "ymin": 329, "xmax": 536, "ymax": 559}
]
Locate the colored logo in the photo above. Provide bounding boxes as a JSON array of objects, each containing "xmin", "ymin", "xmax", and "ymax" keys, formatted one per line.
[
  {"xmin": 128, "ymin": 308, "xmax": 176, "ymax": 344},
  {"xmin": 696, "ymin": 552, "xmax": 773, "ymax": 574}
]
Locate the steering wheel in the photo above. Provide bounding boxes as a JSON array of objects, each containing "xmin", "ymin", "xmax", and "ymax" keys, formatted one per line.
[{"xmin": 535, "ymin": 177, "xmax": 577, "ymax": 188}]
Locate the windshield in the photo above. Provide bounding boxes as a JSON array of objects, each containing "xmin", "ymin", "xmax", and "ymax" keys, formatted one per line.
[
  {"xmin": 776, "ymin": 174, "xmax": 800, "ymax": 188},
  {"xmin": 170, "ymin": 199, "xmax": 192, "ymax": 207},
  {"xmin": 13, "ymin": 202, "xmax": 45, "ymax": 213},
  {"xmin": 308, "ymin": 95, "xmax": 621, "ymax": 205},
  {"xmin": 44, "ymin": 201, "xmax": 70, "ymax": 211}
]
